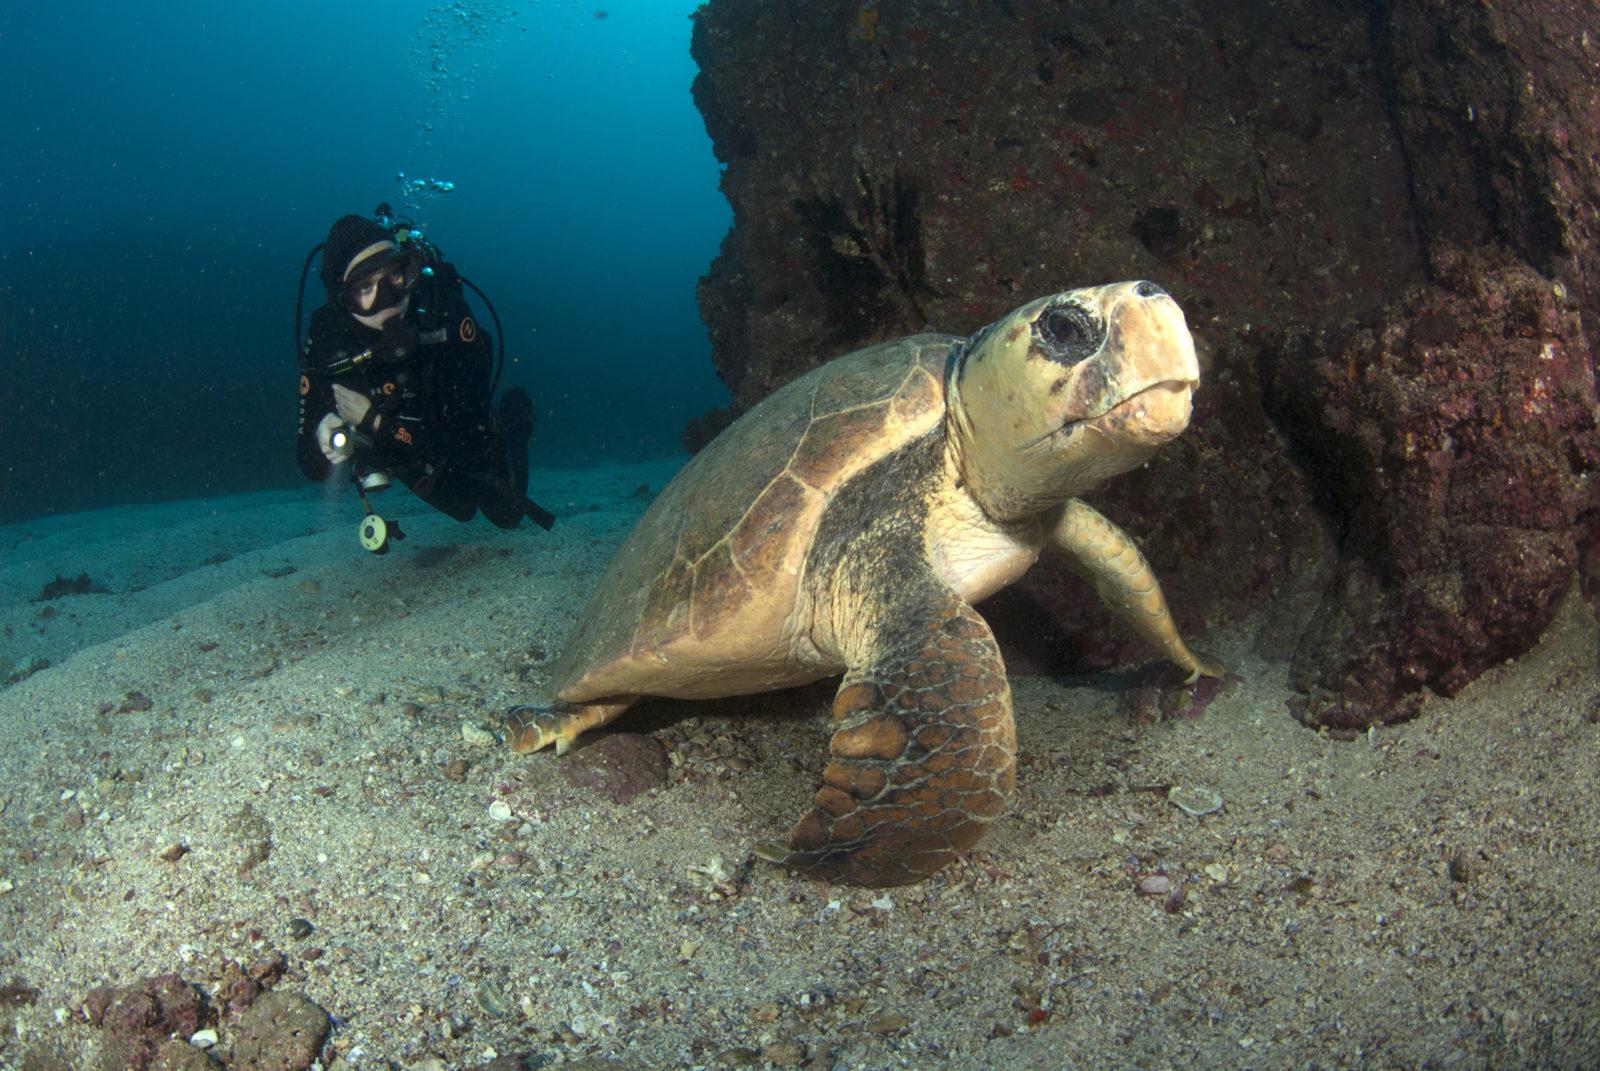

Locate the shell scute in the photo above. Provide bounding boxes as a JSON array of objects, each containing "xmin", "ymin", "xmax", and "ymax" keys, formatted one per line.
[
  {"xmin": 689, "ymin": 543, "xmax": 750, "ymax": 642},
  {"xmin": 789, "ymin": 404, "xmax": 891, "ymax": 489},
  {"xmin": 729, "ymin": 472, "xmax": 811, "ymax": 574},
  {"xmin": 554, "ymin": 337, "xmax": 954, "ymax": 702}
]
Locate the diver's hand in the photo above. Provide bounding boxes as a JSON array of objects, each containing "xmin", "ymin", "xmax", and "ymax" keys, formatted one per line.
[
  {"xmin": 316, "ymin": 412, "xmax": 354, "ymax": 464},
  {"xmin": 332, "ymin": 383, "xmax": 379, "ymax": 432}
]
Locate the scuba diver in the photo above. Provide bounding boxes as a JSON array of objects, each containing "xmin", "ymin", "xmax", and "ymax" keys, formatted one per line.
[{"xmin": 295, "ymin": 206, "xmax": 553, "ymax": 551}]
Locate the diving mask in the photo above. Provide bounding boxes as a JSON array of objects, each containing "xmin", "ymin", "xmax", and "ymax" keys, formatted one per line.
[{"xmin": 341, "ymin": 245, "xmax": 421, "ymax": 320}]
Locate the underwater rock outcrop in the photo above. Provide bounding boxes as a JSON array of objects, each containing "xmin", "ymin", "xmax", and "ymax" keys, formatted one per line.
[{"xmin": 689, "ymin": 0, "xmax": 1600, "ymax": 726}]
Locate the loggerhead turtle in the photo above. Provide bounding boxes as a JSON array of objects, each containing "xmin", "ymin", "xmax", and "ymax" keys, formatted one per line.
[{"xmin": 508, "ymin": 280, "xmax": 1220, "ymax": 886}]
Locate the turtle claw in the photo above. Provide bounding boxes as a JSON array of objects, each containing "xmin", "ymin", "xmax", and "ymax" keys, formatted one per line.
[
  {"xmin": 1183, "ymin": 656, "xmax": 1226, "ymax": 685},
  {"xmin": 751, "ymin": 841, "xmax": 788, "ymax": 865}
]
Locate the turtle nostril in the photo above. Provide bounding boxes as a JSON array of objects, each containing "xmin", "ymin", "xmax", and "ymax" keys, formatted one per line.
[{"xmin": 1134, "ymin": 280, "xmax": 1166, "ymax": 298}]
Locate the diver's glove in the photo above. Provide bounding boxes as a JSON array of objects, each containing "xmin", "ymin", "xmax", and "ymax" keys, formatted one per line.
[
  {"xmin": 333, "ymin": 383, "xmax": 381, "ymax": 434},
  {"xmin": 316, "ymin": 412, "xmax": 354, "ymax": 464}
]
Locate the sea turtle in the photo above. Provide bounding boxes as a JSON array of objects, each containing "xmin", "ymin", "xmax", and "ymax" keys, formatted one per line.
[{"xmin": 508, "ymin": 280, "xmax": 1220, "ymax": 886}]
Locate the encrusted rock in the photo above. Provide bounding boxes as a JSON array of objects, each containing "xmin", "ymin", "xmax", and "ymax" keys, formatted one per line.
[
  {"xmin": 1273, "ymin": 255, "xmax": 1599, "ymax": 726},
  {"xmin": 83, "ymin": 973, "xmax": 209, "ymax": 1071},
  {"xmin": 225, "ymin": 990, "xmax": 330, "ymax": 1071}
]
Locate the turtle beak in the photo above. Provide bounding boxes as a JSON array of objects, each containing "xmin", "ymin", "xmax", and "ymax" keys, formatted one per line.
[
  {"xmin": 1087, "ymin": 284, "xmax": 1199, "ymax": 446},
  {"xmin": 1080, "ymin": 378, "xmax": 1195, "ymax": 447}
]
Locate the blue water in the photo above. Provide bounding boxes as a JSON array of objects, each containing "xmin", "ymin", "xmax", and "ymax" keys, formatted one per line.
[{"xmin": 0, "ymin": 0, "xmax": 729, "ymax": 524}]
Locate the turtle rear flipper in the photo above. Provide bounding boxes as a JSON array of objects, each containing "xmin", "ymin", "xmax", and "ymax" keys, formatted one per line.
[{"xmin": 765, "ymin": 596, "xmax": 1016, "ymax": 887}]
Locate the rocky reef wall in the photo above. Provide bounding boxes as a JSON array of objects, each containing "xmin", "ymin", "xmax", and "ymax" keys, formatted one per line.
[{"xmin": 689, "ymin": 0, "xmax": 1600, "ymax": 726}]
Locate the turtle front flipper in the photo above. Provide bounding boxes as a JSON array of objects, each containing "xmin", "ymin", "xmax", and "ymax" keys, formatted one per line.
[
  {"xmin": 1051, "ymin": 499, "xmax": 1223, "ymax": 682},
  {"xmin": 761, "ymin": 599, "xmax": 1016, "ymax": 887},
  {"xmin": 505, "ymin": 697, "xmax": 635, "ymax": 755}
]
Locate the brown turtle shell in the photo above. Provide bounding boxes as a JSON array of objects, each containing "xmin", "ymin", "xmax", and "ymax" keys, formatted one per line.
[{"xmin": 552, "ymin": 335, "xmax": 954, "ymax": 704}]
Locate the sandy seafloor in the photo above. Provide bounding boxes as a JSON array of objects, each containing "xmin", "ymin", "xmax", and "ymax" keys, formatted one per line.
[{"xmin": 1, "ymin": 456, "xmax": 1597, "ymax": 1071}]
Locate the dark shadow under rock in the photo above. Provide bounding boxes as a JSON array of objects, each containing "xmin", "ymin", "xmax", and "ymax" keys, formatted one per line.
[{"xmin": 561, "ymin": 732, "xmax": 669, "ymax": 805}]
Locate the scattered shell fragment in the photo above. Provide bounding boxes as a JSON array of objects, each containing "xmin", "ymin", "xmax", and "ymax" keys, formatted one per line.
[
  {"xmin": 865, "ymin": 1012, "xmax": 910, "ymax": 1035},
  {"xmin": 1204, "ymin": 863, "xmax": 1230, "ymax": 884},
  {"xmin": 487, "ymin": 800, "xmax": 513, "ymax": 823},
  {"xmin": 189, "ymin": 1029, "xmax": 219, "ymax": 1048},
  {"xmin": 461, "ymin": 721, "xmax": 499, "ymax": 748},
  {"xmin": 474, "ymin": 978, "xmax": 510, "ymax": 1018},
  {"xmin": 690, "ymin": 856, "xmax": 732, "ymax": 883},
  {"xmin": 1169, "ymin": 785, "xmax": 1224, "ymax": 817}
]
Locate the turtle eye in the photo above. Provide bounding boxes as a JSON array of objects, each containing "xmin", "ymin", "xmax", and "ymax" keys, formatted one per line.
[{"xmin": 1035, "ymin": 303, "xmax": 1103, "ymax": 365}]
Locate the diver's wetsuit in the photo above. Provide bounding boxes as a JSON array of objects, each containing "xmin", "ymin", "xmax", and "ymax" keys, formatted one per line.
[{"xmin": 296, "ymin": 262, "xmax": 533, "ymax": 528}]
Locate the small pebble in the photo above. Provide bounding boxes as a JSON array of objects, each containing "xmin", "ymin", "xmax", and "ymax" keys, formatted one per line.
[
  {"xmin": 865, "ymin": 1012, "xmax": 909, "ymax": 1035},
  {"xmin": 288, "ymin": 918, "xmax": 315, "ymax": 940},
  {"xmin": 1137, "ymin": 875, "xmax": 1172, "ymax": 896}
]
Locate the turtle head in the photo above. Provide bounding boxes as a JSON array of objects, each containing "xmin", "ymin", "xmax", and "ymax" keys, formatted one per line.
[{"xmin": 948, "ymin": 280, "xmax": 1200, "ymax": 521}]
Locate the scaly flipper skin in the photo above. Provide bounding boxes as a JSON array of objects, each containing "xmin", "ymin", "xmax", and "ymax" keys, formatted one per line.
[
  {"xmin": 505, "ymin": 697, "xmax": 635, "ymax": 755},
  {"xmin": 760, "ymin": 598, "xmax": 1017, "ymax": 887},
  {"xmin": 1051, "ymin": 499, "xmax": 1223, "ymax": 682}
]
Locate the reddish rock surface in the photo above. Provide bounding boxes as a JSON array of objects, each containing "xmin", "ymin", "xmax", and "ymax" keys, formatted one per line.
[
  {"xmin": 689, "ymin": 0, "xmax": 1600, "ymax": 725},
  {"xmin": 83, "ymin": 973, "xmax": 211, "ymax": 1071},
  {"xmin": 1270, "ymin": 253, "xmax": 1598, "ymax": 724}
]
